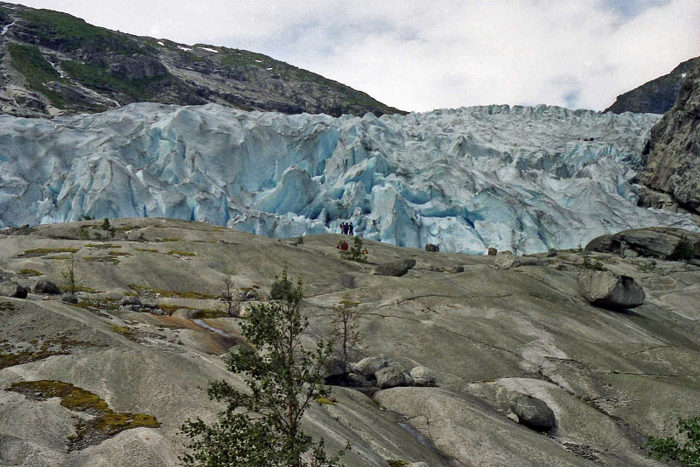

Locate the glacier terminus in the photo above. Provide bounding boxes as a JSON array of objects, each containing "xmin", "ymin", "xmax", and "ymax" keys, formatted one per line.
[{"xmin": 0, "ymin": 102, "xmax": 696, "ymax": 254}]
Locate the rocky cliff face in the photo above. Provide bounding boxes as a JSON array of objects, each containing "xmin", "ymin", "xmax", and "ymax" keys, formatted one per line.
[
  {"xmin": 637, "ymin": 64, "xmax": 700, "ymax": 219},
  {"xmin": 604, "ymin": 56, "xmax": 699, "ymax": 115},
  {"xmin": 0, "ymin": 3, "xmax": 403, "ymax": 118}
]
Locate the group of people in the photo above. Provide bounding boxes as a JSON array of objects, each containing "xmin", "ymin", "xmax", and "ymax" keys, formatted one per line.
[{"xmin": 338, "ymin": 221, "xmax": 354, "ymax": 236}]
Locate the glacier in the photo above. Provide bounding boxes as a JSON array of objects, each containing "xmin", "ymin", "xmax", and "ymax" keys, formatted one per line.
[{"xmin": 0, "ymin": 102, "xmax": 696, "ymax": 254}]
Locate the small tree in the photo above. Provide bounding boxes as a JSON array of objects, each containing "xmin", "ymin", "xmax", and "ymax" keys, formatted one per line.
[
  {"xmin": 101, "ymin": 218, "xmax": 112, "ymax": 231},
  {"xmin": 339, "ymin": 236, "xmax": 366, "ymax": 263},
  {"xmin": 60, "ymin": 254, "xmax": 78, "ymax": 295},
  {"xmin": 331, "ymin": 294, "xmax": 361, "ymax": 367},
  {"xmin": 643, "ymin": 415, "xmax": 700, "ymax": 466},
  {"xmin": 220, "ymin": 271, "xmax": 239, "ymax": 317},
  {"xmin": 669, "ymin": 235, "xmax": 693, "ymax": 262},
  {"xmin": 181, "ymin": 269, "xmax": 345, "ymax": 466}
]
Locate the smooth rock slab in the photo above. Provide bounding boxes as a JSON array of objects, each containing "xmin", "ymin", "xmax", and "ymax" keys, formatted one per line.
[{"xmin": 577, "ymin": 270, "xmax": 645, "ymax": 310}]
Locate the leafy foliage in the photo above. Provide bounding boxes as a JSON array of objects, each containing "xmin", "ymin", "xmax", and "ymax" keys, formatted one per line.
[
  {"xmin": 669, "ymin": 235, "xmax": 694, "ymax": 261},
  {"xmin": 339, "ymin": 236, "xmax": 367, "ymax": 263},
  {"xmin": 7, "ymin": 43, "xmax": 64, "ymax": 107},
  {"xmin": 181, "ymin": 269, "xmax": 345, "ymax": 466},
  {"xmin": 643, "ymin": 416, "xmax": 700, "ymax": 466},
  {"xmin": 60, "ymin": 254, "xmax": 78, "ymax": 295}
]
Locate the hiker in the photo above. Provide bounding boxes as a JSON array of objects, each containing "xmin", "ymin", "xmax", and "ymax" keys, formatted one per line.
[
  {"xmin": 339, "ymin": 221, "xmax": 345, "ymax": 234},
  {"xmin": 341, "ymin": 240, "xmax": 349, "ymax": 251},
  {"xmin": 349, "ymin": 222, "xmax": 354, "ymax": 236},
  {"xmin": 343, "ymin": 223, "xmax": 349, "ymax": 235}
]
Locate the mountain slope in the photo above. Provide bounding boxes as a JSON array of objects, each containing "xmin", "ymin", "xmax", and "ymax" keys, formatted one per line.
[
  {"xmin": 638, "ymin": 63, "xmax": 700, "ymax": 218},
  {"xmin": 0, "ymin": 2, "xmax": 403, "ymax": 118},
  {"xmin": 0, "ymin": 102, "xmax": 696, "ymax": 254},
  {"xmin": 604, "ymin": 56, "xmax": 700, "ymax": 115}
]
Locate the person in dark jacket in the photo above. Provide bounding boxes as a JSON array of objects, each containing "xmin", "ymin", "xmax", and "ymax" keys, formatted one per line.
[{"xmin": 349, "ymin": 222, "xmax": 354, "ymax": 236}]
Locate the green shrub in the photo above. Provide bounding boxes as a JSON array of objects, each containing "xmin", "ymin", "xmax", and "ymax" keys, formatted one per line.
[
  {"xmin": 643, "ymin": 416, "xmax": 700, "ymax": 466},
  {"xmin": 7, "ymin": 43, "xmax": 64, "ymax": 107},
  {"xmin": 340, "ymin": 236, "xmax": 368, "ymax": 263},
  {"xmin": 582, "ymin": 255, "xmax": 607, "ymax": 271},
  {"xmin": 669, "ymin": 235, "xmax": 694, "ymax": 262}
]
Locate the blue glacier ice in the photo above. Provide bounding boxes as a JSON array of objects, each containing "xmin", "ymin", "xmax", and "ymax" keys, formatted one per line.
[{"xmin": 0, "ymin": 102, "xmax": 696, "ymax": 253}]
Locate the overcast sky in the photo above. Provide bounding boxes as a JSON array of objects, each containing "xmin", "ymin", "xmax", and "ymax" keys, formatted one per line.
[{"xmin": 12, "ymin": 0, "xmax": 700, "ymax": 112}]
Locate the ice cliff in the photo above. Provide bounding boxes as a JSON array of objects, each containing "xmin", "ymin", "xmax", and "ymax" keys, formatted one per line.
[{"xmin": 0, "ymin": 103, "xmax": 696, "ymax": 253}]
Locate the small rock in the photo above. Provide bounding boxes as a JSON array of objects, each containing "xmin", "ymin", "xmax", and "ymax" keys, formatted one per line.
[
  {"xmin": 352, "ymin": 354, "xmax": 391, "ymax": 377},
  {"xmin": 487, "ymin": 247, "xmax": 498, "ymax": 256},
  {"xmin": 506, "ymin": 410, "xmax": 520, "ymax": 423},
  {"xmin": 409, "ymin": 366, "xmax": 436, "ymax": 386},
  {"xmin": 0, "ymin": 280, "xmax": 29, "ymax": 299},
  {"xmin": 512, "ymin": 395, "xmax": 556, "ymax": 431},
  {"xmin": 375, "ymin": 259, "xmax": 416, "ymax": 277},
  {"xmin": 120, "ymin": 296, "xmax": 142, "ymax": 307},
  {"xmin": 61, "ymin": 294, "xmax": 79, "ymax": 304},
  {"xmin": 141, "ymin": 298, "xmax": 158, "ymax": 308},
  {"xmin": 376, "ymin": 365, "xmax": 411, "ymax": 389},
  {"xmin": 322, "ymin": 357, "xmax": 350, "ymax": 379},
  {"xmin": 33, "ymin": 280, "xmax": 61, "ymax": 295},
  {"xmin": 577, "ymin": 270, "xmax": 645, "ymax": 309},
  {"xmin": 408, "ymin": 463, "xmax": 430, "ymax": 467},
  {"xmin": 425, "ymin": 243, "xmax": 439, "ymax": 252},
  {"xmin": 547, "ymin": 248, "xmax": 557, "ymax": 257},
  {"xmin": 346, "ymin": 372, "xmax": 372, "ymax": 387},
  {"xmin": 447, "ymin": 266, "xmax": 464, "ymax": 273},
  {"xmin": 495, "ymin": 255, "xmax": 521, "ymax": 269}
]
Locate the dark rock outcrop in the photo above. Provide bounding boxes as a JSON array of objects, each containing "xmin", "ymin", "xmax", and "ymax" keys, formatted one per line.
[
  {"xmin": 33, "ymin": 280, "xmax": 60, "ymax": 295},
  {"xmin": 512, "ymin": 395, "xmax": 556, "ymax": 431},
  {"xmin": 586, "ymin": 227, "xmax": 700, "ymax": 260},
  {"xmin": 375, "ymin": 259, "xmax": 416, "ymax": 277},
  {"xmin": 637, "ymin": 63, "xmax": 700, "ymax": 217},
  {"xmin": 605, "ymin": 56, "xmax": 699, "ymax": 115},
  {"xmin": 577, "ymin": 270, "xmax": 645, "ymax": 310}
]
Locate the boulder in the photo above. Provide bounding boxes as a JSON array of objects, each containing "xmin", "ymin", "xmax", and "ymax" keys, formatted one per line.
[
  {"xmin": 141, "ymin": 298, "xmax": 159, "ymax": 309},
  {"xmin": 61, "ymin": 294, "xmax": 78, "ymax": 304},
  {"xmin": 511, "ymin": 395, "xmax": 556, "ymax": 431},
  {"xmin": 352, "ymin": 354, "xmax": 391, "ymax": 377},
  {"xmin": 495, "ymin": 255, "xmax": 521, "ymax": 269},
  {"xmin": 487, "ymin": 247, "xmax": 497, "ymax": 256},
  {"xmin": 173, "ymin": 308, "xmax": 199, "ymax": 319},
  {"xmin": 375, "ymin": 259, "xmax": 416, "ymax": 277},
  {"xmin": 345, "ymin": 372, "xmax": 372, "ymax": 387},
  {"xmin": 322, "ymin": 357, "xmax": 350, "ymax": 379},
  {"xmin": 33, "ymin": 280, "xmax": 60, "ymax": 295},
  {"xmin": 376, "ymin": 365, "xmax": 411, "ymax": 389},
  {"xmin": 547, "ymin": 248, "xmax": 557, "ymax": 257},
  {"xmin": 425, "ymin": 244, "xmax": 439, "ymax": 252},
  {"xmin": 0, "ymin": 280, "xmax": 29, "ymax": 299},
  {"xmin": 447, "ymin": 266, "xmax": 464, "ymax": 273},
  {"xmin": 120, "ymin": 296, "xmax": 142, "ymax": 307},
  {"xmin": 410, "ymin": 366, "xmax": 436, "ymax": 386},
  {"xmin": 577, "ymin": 270, "xmax": 645, "ymax": 310},
  {"xmin": 585, "ymin": 227, "xmax": 700, "ymax": 260}
]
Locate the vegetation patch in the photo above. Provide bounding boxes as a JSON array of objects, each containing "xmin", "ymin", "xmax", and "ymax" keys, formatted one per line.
[
  {"xmin": 59, "ymin": 285, "xmax": 102, "ymax": 294},
  {"xmin": 109, "ymin": 324, "xmax": 135, "ymax": 339},
  {"xmin": 192, "ymin": 309, "xmax": 226, "ymax": 319},
  {"xmin": 61, "ymin": 59, "xmax": 168, "ymax": 101},
  {"xmin": 0, "ymin": 301, "xmax": 16, "ymax": 311},
  {"xmin": 160, "ymin": 237, "xmax": 183, "ymax": 242},
  {"xmin": 20, "ymin": 247, "xmax": 80, "ymax": 257},
  {"xmin": 315, "ymin": 397, "xmax": 337, "ymax": 406},
  {"xmin": 582, "ymin": 255, "xmax": 607, "ymax": 271},
  {"xmin": 7, "ymin": 43, "xmax": 65, "ymax": 107},
  {"xmin": 387, "ymin": 461, "xmax": 409, "ymax": 467},
  {"xmin": 167, "ymin": 250, "xmax": 196, "ymax": 257},
  {"xmin": 84, "ymin": 255, "xmax": 120, "ymax": 264},
  {"xmin": 7, "ymin": 380, "xmax": 160, "ymax": 450},
  {"xmin": 128, "ymin": 283, "xmax": 216, "ymax": 299},
  {"xmin": 135, "ymin": 248, "xmax": 159, "ymax": 253},
  {"xmin": 0, "ymin": 338, "xmax": 95, "ymax": 370},
  {"xmin": 85, "ymin": 243, "xmax": 122, "ymax": 249},
  {"xmin": 18, "ymin": 269, "xmax": 43, "ymax": 276},
  {"xmin": 47, "ymin": 255, "xmax": 74, "ymax": 260}
]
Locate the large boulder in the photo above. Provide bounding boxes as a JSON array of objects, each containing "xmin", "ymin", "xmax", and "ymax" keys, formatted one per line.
[
  {"xmin": 376, "ymin": 365, "xmax": 412, "ymax": 389},
  {"xmin": 586, "ymin": 227, "xmax": 700, "ymax": 259},
  {"xmin": 577, "ymin": 270, "xmax": 645, "ymax": 310},
  {"xmin": 409, "ymin": 366, "xmax": 436, "ymax": 387},
  {"xmin": 33, "ymin": 280, "xmax": 60, "ymax": 295},
  {"xmin": 375, "ymin": 259, "xmax": 416, "ymax": 277},
  {"xmin": 352, "ymin": 355, "xmax": 391, "ymax": 377},
  {"xmin": 511, "ymin": 395, "xmax": 556, "ymax": 431},
  {"xmin": 0, "ymin": 279, "xmax": 29, "ymax": 299}
]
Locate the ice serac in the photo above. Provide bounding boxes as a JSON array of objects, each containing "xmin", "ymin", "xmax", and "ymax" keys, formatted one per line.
[{"xmin": 0, "ymin": 103, "xmax": 697, "ymax": 253}]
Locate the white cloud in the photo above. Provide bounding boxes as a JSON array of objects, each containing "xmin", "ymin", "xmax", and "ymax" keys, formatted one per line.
[{"xmin": 11, "ymin": 0, "xmax": 700, "ymax": 112}]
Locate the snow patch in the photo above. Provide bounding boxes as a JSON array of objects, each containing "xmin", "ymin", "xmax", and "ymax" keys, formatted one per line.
[
  {"xmin": 177, "ymin": 46, "xmax": 193, "ymax": 52},
  {"xmin": 198, "ymin": 47, "xmax": 218, "ymax": 53}
]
